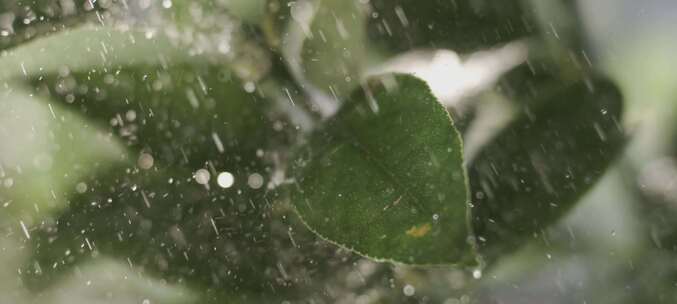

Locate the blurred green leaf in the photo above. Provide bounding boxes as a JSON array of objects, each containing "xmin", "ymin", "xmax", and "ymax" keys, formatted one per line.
[
  {"xmin": 527, "ymin": 0, "xmax": 589, "ymax": 64},
  {"xmin": 261, "ymin": 0, "xmax": 292, "ymax": 49},
  {"xmin": 469, "ymin": 75, "xmax": 625, "ymax": 261},
  {"xmin": 0, "ymin": 85, "xmax": 126, "ymax": 220},
  {"xmin": 367, "ymin": 0, "xmax": 535, "ymax": 54},
  {"xmin": 22, "ymin": 63, "xmax": 284, "ymax": 302},
  {"xmin": 299, "ymin": 0, "xmax": 371, "ymax": 100},
  {"xmin": 264, "ymin": 0, "xmax": 377, "ymax": 108},
  {"xmin": 225, "ymin": 0, "xmax": 268, "ymax": 23},
  {"xmin": 30, "ymin": 63, "xmax": 273, "ymax": 170},
  {"xmin": 291, "ymin": 74, "xmax": 475, "ymax": 265},
  {"xmin": 27, "ymin": 165, "xmax": 276, "ymax": 302},
  {"xmin": 33, "ymin": 258, "xmax": 198, "ymax": 304},
  {"xmin": 0, "ymin": 26, "xmax": 189, "ymax": 80},
  {"xmin": 169, "ymin": 0, "xmax": 267, "ymax": 25},
  {"xmin": 12, "ymin": 26, "xmax": 290, "ymax": 302},
  {"xmin": 0, "ymin": 26, "xmax": 256, "ymax": 221},
  {"xmin": 0, "ymin": 0, "xmax": 106, "ymax": 50}
]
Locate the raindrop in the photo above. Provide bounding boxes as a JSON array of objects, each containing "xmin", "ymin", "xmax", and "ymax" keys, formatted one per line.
[
  {"xmin": 248, "ymin": 173, "xmax": 264, "ymax": 189},
  {"xmin": 212, "ymin": 132, "xmax": 225, "ymax": 153},
  {"xmin": 244, "ymin": 82, "xmax": 256, "ymax": 93},
  {"xmin": 273, "ymin": 121, "xmax": 284, "ymax": 131},
  {"xmin": 75, "ymin": 182, "xmax": 88, "ymax": 193},
  {"xmin": 218, "ymin": 41, "xmax": 231, "ymax": 54},
  {"xmin": 472, "ymin": 269, "xmax": 482, "ymax": 279},
  {"xmin": 126, "ymin": 110, "xmax": 137, "ymax": 122},
  {"xmin": 137, "ymin": 153, "xmax": 154, "ymax": 170},
  {"xmin": 3, "ymin": 178, "xmax": 13, "ymax": 188},
  {"xmin": 65, "ymin": 94, "xmax": 75, "ymax": 103},
  {"xmin": 403, "ymin": 284, "xmax": 415, "ymax": 296},
  {"xmin": 194, "ymin": 169, "xmax": 211, "ymax": 185},
  {"xmin": 162, "ymin": 0, "xmax": 172, "ymax": 9},
  {"xmin": 217, "ymin": 172, "xmax": 235, "ymax": 188},
  {"xmin": 19, "ymin": 220, "xmax": 30, "ymax": 239},
  {"xmin": 103, "ymin": 74, "xmax": 115, "ymax": 84}
]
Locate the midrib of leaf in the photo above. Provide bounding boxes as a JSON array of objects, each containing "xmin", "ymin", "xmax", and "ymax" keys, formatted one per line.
[{"xmin": 344, "ymin": 138, "xmax": 430, "ymax": 215}]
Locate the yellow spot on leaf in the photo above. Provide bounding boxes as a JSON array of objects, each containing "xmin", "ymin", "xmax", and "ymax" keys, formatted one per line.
[{"xmin": 406, "ymin": 223, "xmax": 431, "ymax": 238}]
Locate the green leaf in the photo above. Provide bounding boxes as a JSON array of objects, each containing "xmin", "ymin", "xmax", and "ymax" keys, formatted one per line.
[
  {"xmin": 30, "ymin": 63, "xmax": 271, "ymax": 170},
  {"xmin": 0, "ymin": 26, "xmax": 189, "ymax": 80},
  {"xmin": 27, "ymin": 166, "xmax": 276, "ymax": 301},
  {"xmin": 0, "ymin": 0, "xmax": 105, "ymax": 50},
  {"xmin": 367, "ymin": 0, "xmax": 535, "ymax": 54},
  {"xmin": 299, "ymin": 0, "xmax": 372, "ymax": 100},
  {"xmin": 0, "ymin": 85, "xmax": 127, "ymax": 219},
  {"xmin": 291, "ymin": 74, "xmax": 475, "ymax": 265},
  {"xmin": 527, "ymin": 0, "xmax": 589, "ymax": 63},
  {"xmin": 33, "ymin": 258, "xmax": 198, "ymax": 304},
  {"xmin": 15, "ymin": 29, "xmax": 284, "ymax": 301},
  {"xmin": 469, "ymin": 75, "xmax": 625, "ymax": 261},
  {"xmin": 267, "ymin": 0, "xmax": 378, "ymax": 106},
  {"xmin": 23, "ymin": 62, "xmax": 286, "ymax": 302}
]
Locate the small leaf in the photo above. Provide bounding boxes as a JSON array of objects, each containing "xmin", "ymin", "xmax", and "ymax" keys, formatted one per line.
[
  {"xmin": 469, "ymin": 76, "xmax": 625, "ymax": 261},
  {"xmin": 291, "ymin": 74, "xmax": 475, "ymax": 265}
]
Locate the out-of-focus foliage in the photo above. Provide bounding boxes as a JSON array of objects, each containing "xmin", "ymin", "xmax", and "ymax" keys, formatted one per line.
[
  {"xmin": 367, "ymin": 0, "xmax": 532, "ymax": 53},
  {"xmin": 7, "ymin": 0, "xmax": 677, "ymax": 303},
  {"xmin": 470, "ymin": 75, "xmax": 624, "ymax": 261},
  {"xmin": 0, "ymin": 0, "xmax": 110, "ymax": 50}
]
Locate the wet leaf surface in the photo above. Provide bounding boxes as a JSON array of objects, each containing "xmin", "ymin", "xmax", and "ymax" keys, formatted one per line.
[{"xmin": 291, "ymin": 74, "xmax": 475, "ymax": 265}]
